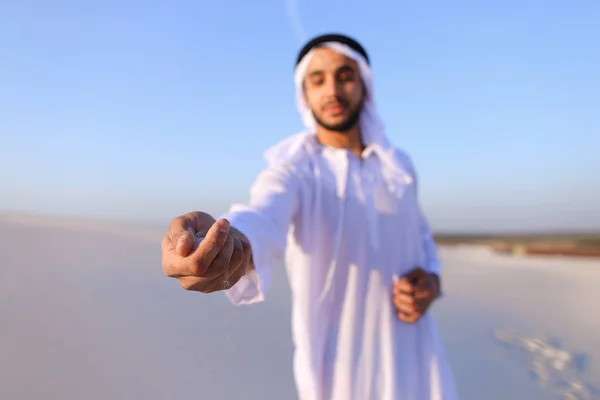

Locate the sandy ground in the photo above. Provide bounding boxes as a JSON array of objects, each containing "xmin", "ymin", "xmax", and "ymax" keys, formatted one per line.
[{"xmin": 1, "ymin": 213, "xmax": 599, "ymax": 400}]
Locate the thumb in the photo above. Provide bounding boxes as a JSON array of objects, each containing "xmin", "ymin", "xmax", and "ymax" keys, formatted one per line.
[
  {"xmin": 192, "ymin": 219, "xmax": 231, "ymax": 268},
  {"xmin": 199, "ymin": 218, "xmax": 230, "ymax": 250},
  {"xmin": 174, "ymin": 227, "xmax": 195, "ymax": 257}
]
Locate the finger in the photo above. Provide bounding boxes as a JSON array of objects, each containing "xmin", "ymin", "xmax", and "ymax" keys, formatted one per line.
[
  {"xmin": 174, "ymin": 229, "xmax": 195, "ymax": 257},
  {"xmin": 161, "ymin": 234, "xmax": 205, "ymax": 278},
  {"xmin": 397, "ymin": 310, "xmax": 420, "ymax": 324},
  {"xmin": 395, "ymin": 301, "xmax": 416, "ymax": 316},
  {"xmin": 204, "ymin": 262, "xmax": 242, "ymax": 293},
  {"xmin": 177, "ymin": 247, "xmax": 235, "ymax": 292},
  {"xmin": 240, "ymin": 238, "xmax": 252, "ymax": 268},
  {"xmin": 161, "ymin": 235, "xmax": 175, "ymax": 256},
  {"xmin": 240, "ymin": 237, "xmax": 253, "ymax": 269},
  {"xmin": 228, "ymin": 236, "xmax": 245, "ymax": 270},
  {"xmin": 210, "ymin": 239, "xmax": 251, "ymax": 292},
  {"xmin": 226, "ymin": 259, "xmax": 248, "ymax": 289},
  {"xmin": 215, "ymin": 233, "xmax": 235, "ymax": 267},
  {"xmin": 198, "ymin": 233, "xmax": 235, "ymax": 280},
  {"xmin": 161, "ymin": 235, "xmax": 179, "ymax": 277},
  {"xmin": 413, "ymin": 279, "xmax": 436, "ymax": 305},
  {"xmin": 179, "ymin": 275, "xmax": 210, "ymax": 292},
  {"xmin": 413, "ymin": 280, "xmax": 431, "ymax": 294},
  {"xmin": 393, "ymin": 292, "xmax": 416, "ymax": 309},
  {"xmin": 166, "ymin": 216, "xmax": 195, "ymax": 256},
  {"xmin": 180, "ymin": 266, "xmax": 235, "ymax": 293},
  {"xmin": 197, "ymin": 261, "xmax": 239, "ymax": 293},
  {"xmin": 413, "ymin": 295, "xmax": 433, "ymax": 314},
  {"xmin": 162, "ymin": 235, "xmax": 201, "ymax": 278},
  {"xmin": 190, "ymin": 219, "xmax": 231, "ymax": 273},
  {"xmin": 396, "ymin": 310, "xmax": 416, "ymax": 322},
  {"xmin": 415, "ymin": 303, "xmax": 429, "ymax": 315},
  {"xmin": 394, "ymin": 279, "xmax": 415, "ymax": 295},
  {"xmin": 393, "ymin": 290, "xmax": 417, "ymax": 314},
  {"xmin": 414, "ymin": 288, "xmax": 432, "ymax": 300}
]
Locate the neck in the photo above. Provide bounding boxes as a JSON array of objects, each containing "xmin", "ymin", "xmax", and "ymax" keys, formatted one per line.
[{"xmin": 315, "ymin": 125, "xmax": 364, "ymax": 158}]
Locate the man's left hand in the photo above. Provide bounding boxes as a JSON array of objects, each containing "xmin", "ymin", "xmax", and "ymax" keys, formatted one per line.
[{"xmin": 392, "ymin": 267, "xmax": 440, "ymax": 324}]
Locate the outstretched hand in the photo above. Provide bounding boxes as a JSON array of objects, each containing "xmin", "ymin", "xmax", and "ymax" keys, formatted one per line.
[
  {"xmin": 392, "ymin": 267, "xmax": 440, "ymax": 323},
  {"xmin": 161, "ymin": 212, "xmax": 252, "ymax": 293}
]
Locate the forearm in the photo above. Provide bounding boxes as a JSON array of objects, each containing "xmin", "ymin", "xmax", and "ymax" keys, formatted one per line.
[
  {"xmin": 219, "ymin": 164, "xmax": 299, "ymax": 305},
  {"xmin": 220, "ymin": 208, "xmax": 287, "ymax": 305}
]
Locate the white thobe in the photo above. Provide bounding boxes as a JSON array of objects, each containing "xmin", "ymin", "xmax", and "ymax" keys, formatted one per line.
[{"xmin": 222, "ymin": 131, "xmax": 458, "ymax": 400}]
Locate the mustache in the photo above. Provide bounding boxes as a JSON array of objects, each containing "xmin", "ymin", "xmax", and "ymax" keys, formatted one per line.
[{"xmin": 322, "ymin": 97, "xmax": 349, "ymax": 109}]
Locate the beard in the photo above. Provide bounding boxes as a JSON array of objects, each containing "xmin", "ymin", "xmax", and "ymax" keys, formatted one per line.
[{"xmin": 312, "ymin": 101, "xmax": 363, "ymax": 133}]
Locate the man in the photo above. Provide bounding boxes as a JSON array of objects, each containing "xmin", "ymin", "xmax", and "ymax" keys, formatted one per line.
[{"xmin": 161, "ymin": 33, "xmax": 458, "ymax": 400}]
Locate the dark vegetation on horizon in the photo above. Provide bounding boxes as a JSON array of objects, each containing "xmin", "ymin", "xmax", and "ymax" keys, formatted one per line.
[
  {"xmin": 433, "ymin": 232, "xmax": 600, "ymax": 257},
  {"xmin": 434, "ymin": 232, "xmax": 600, "ymax": 245}
]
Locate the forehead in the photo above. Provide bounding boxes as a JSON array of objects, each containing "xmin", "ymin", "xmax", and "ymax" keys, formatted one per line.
[{"xmin": 305, "ymin": 47, "xmax": 359, "ymax": 74}]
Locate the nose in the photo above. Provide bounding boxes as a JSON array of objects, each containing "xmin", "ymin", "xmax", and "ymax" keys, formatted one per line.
[{"xmin": 321, "ymin": 75, "xmax": 342, "ymax": 100}]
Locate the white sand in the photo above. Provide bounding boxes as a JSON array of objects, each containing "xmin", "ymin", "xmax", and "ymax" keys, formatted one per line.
[{"xmin": 1, "ymin": 213, "xmax": 599, "ymax": 400}]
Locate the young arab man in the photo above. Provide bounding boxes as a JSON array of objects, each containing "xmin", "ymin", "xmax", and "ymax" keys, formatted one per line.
[{"xmin": 161, "ymin": 33, "xmax": 458, "ymax": 400}]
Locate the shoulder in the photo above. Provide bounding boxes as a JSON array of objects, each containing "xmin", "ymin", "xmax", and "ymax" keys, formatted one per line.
[
  {"xmin": 248, "ymin": 131, "xmax": 316, "ymax": 189},
  {"xmin": 390, "ymin": 146, "xmax": 418, "ymax": 178},
  {"xmin": 263, "ymin": 130, "xmax": 317, "ymax": 172}
]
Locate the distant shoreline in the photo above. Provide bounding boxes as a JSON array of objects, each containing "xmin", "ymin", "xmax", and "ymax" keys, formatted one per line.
[
  {"xmin": 2, "ymin": 210, "xmax": 599, "ymax": 258},
  {"xmin": 434, "ymin": 233, "xmax": 600, "ymax": 258}
]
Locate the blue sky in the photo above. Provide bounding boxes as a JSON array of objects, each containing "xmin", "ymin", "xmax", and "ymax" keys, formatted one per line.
[{"xmin": 1, "ymin": 0, "xmax": 599, "ymax": 232}]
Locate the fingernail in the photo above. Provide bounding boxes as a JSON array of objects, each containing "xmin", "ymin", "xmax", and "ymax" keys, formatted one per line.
[{"xmin": 218, "ymin": 219, "xmax": 230, "ymax": 233}]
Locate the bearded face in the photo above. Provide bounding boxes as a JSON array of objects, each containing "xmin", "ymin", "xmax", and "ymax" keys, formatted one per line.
[{"xmin": 303, "ymin": 47, "xmax": 366, "ymax": 133}]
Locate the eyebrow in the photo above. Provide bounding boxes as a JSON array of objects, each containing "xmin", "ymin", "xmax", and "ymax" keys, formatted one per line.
[{"xmin": 307, "ymin": 63, "xmax": 356, "ymax": 78}]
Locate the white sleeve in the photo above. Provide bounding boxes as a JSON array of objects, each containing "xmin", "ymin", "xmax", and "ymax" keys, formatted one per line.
[
  {"xmin": 398, "ymin": 150, "xmax": 443, "ymax": 277},
  {"xmin": 219, "ymin": 164, "xmax": 300, "ymax": 306},
  {"xmin": 409, "ymin": 160, "xmax": 445, "ymax": 299},
  {"xmin": 418, "ymin": 207, "xmax": 442, "ymax": 277}
]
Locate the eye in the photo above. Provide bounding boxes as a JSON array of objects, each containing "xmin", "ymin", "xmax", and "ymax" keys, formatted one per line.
[
  {"xmin": 338, "ymin": 71, "xmax": 355, "ymax": 82},
  {"xmin": 307, "ymin": 73, "xmax": 324, "ymax": 86}
]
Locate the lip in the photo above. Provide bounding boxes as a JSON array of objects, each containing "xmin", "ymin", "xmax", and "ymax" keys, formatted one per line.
[{"xmin": 324, "ymin": 104, "xmax": 345, "ymax": 114}]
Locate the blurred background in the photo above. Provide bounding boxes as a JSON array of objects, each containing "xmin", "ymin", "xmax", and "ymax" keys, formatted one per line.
[{"xmin": 1, "ymin": 1, "xmax": 599, "ymax": 399}]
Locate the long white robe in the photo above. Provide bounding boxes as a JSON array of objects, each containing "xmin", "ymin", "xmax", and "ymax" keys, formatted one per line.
[{"xmin": 222, "ymin": 131, "xmax": 458, "ymax": 400}]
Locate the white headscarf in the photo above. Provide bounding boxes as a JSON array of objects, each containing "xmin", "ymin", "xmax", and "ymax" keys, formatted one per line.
[
  {"xmin": 266, "ymin": 40, "xmax": 412, "ymax": 178},
  {"xmin": 292, "ymin": 41, "xmax": 392, "ymax": 151}
]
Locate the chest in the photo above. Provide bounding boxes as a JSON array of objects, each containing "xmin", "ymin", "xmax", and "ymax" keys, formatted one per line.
[
  {"xmin": 295, "ymin": 151, "xmax": 421, "ymax": 250},
  {"xmin": 312, "ymin": 151, "xmax": 416, "ymax": 214}
]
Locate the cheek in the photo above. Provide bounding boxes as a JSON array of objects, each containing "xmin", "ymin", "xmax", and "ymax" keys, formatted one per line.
[
  {"xmin": 304, "ymin": 90, "xmax": 321, "ymax": 109},
  {"xmin": 349, "ymin": 85, "xmax": 365, "ymax": 103},
  {"xmin": 336, "ymin": 83, "xmax": 361, "ymax": 105}
]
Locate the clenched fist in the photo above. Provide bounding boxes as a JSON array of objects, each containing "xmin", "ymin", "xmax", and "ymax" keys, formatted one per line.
[
  {"xmin": 161, "ymin": 211, "xmax": 253, "ymax": 293},
  {"xmin": 392, "ymin": 267, "xmax": 440, "ymax": 323}
]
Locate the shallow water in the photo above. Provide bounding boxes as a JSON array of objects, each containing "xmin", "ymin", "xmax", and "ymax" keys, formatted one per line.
[{"xmin": 1, "ymin": 216, "xmax": 599, "ymax": 399}]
